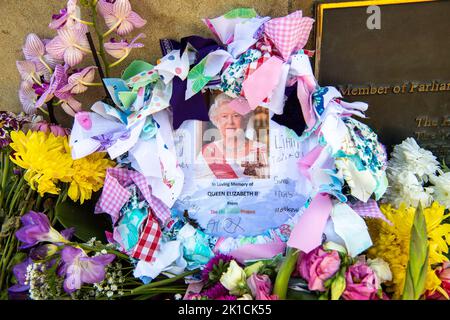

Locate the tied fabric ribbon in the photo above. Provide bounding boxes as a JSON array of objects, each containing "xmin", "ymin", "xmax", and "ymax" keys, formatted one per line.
[
  {"xmin": 131, "ymin": 209, "xmax": 163, "ymax": 263},
  {"xmin": 95, "ymin": 167, "xmax": 170, "ymax": 225}
]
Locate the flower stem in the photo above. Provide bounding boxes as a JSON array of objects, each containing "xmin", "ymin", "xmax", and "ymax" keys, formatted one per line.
[
  {"xmin": 89, "ymin": 2, "xmax": 110, "ymax": 77},
  {"xmin": 102, "ymin": 19, "xmax": 122, "ymax": 39},
  {"xmin": 273, "ymin": 247, "xmax": 300, "ymax": 300},
  {"xmin": 131, "ymin": 269, "xmax": 199, "ymax": 294},
  {"xmin": 108, "ymin": 51, "xmax": 130, "ymax": 69},
  {"xmin": 71, "ymin": 15, "xmax": 94, "ymax": 26}
]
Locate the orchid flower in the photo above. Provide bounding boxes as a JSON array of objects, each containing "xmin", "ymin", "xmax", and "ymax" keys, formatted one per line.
[
  {"xmin": 46, "ymin": 24, "xmax": 91, "ymax": 67},
  {"xmin": 59, "ymin": 95, "xmax": 83, "ymax": 117},
  {"xmin": 104, "ymin": 33, "xmax": 145, "ymax": 67},
  {"xmin": 16, "ymin": 60, "xmax": 48, "ymax": 86},
  {"xmin": 60, "ymin": 66, "xmax": 98, "ymax": 94},
  {"xmin": 22, "ymin": 33, "xmax": 60, "ymax": 76},
  {"xmin": 19, "ymin": 81, "xmax": 39, "ymax": 114},
  {"xmin": 15, "ymin": 211, "xmax": 70, "ymax": 249},
  {"xmin": 59, "ymin": 246, "xmax": 115, "ymax": 293},
  {"xmin": 49, "ymin": 0, "xmax": 87, "ymax": 30},
  {"xmin": 35, "ymin": 64, "xmax": 68, "ymax": 109},
  {"xmin": 97, "ymin": 0, "xmax": 147, "ymax": 37}
]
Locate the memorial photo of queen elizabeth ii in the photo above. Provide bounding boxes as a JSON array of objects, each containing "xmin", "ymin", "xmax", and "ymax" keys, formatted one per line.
[{"xmin": 196, "ymin": 93, "xmax": 270, "ymax": 179}]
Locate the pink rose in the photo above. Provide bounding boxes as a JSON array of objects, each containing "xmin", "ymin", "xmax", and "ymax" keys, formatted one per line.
[
  {"xmin": 426, "ymin": 262, "xmax": 450, "ymax": 300},
  {"xmin": 247, "ymin": 274, "xmax": 278, "ymax": 300},
  {"xmin": 342, "ymin": 262, "xmax": 379, "ymax": 300},
  {"xmin": 297, "ymin": 246, "xmax": 341, "ymax": 292}
]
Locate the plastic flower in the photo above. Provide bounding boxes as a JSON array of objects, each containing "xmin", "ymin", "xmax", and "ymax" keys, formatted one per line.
[
  {"xmin": 9, "ymin": 130, "xmax": 73, "ymax": 196},
  {"xmin": 388, "ymin": 137, "xmax": 440, "ymax": 182},
  {"xmin": 297, "ymin": 246, "xmax": 341, "ymax": 292},
  {"xmin": 247, "ymin": 274, "xmax": 278, "ymax": 300},
  {"xmin": 220, "ymin": 260, "xmax": 247, "ymax": 295},
  {"xmin": 59, "ymin": 246, "xmax": 115, "ymax": 293},
  {"xmin": 385, "ymin": 170, "xmax": 433, "ymax": 208},
  {"xmin": 367, "ymin": 202, "xmax": 450, "ymax": 299},
  {"xmin": 97, "ymin": 0, "xmax": 147, "ymax": 36},
  {"xmin": 49, "ymin": 0, "xmax": 81, "ymax": 30},
  {"xmin": 430, "ymin": 172, "xmax": 450, "ymax": 208},
  {"xmin": 367, "ymin": 258, "xmax": 392, "ymax": 286},
  {"xmin": 15, "ymin": 211, "xmax": 70, "ymax": 248},
  {"xmin": 104, "ymin": 33, "xmax": 145, "ymax": 60},
  {"xmin": 60, "ymin": 66, "xmax": 97, "ymax": 94},
  {"xmin": 68, "ymin": 152, "xmax": 115, "ymax": 204},
  {"xmin": 46, "ymin": 24, "xmax": 90, "ymax": 67},
  {"xmin": 342, "ymin": 262, "xmax": 379, "ymax": 300}
]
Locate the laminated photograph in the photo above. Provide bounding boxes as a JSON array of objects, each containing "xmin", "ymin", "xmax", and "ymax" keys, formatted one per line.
[{"xmin": 173, "ymin": 92, "xmax": 308, "ymax": 237}]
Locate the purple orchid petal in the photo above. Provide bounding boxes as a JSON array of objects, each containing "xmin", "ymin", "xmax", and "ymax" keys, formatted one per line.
[
  {"xmin": 104, "ymin": 33, "xmax": 145, "ymax": 59},
  {"xmin": 61, "ymin": 96, "xmax": 82, "ymax": 117},
  {"xmin": 35, "ymin": 64, "xmax": 68, "ymax": 109},
  {"xmin": 49, "ymin": 1, "xmax": 81, "ymax": 30},
  {"xmin": 46, "ymin": 26, "xmax": 90, "ymax": 67},
  {"xmin": 49, "ymin": 9, "xmax": 69, "ymax": 30},
  {"xmin": 23, "ymin": 34, "xmax": 45, "ymax": 60},
  {"xmin": 60, "ymin": 66, "xmax": 97, "ymax": 94},
  {"xmin": 99, "ymin": 0, "xmax": 146, "ymax": 36},
  {"xmin": 16, "ymin": 60, "xmax": 38, "ymax": 83},
  {"xmin": 19, "ymin": 82, "xmax": 39, "ymax": 114}
]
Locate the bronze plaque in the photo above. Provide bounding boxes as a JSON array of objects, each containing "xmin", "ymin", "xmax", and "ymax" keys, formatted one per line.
[{"xmin": 315, "ymin": 0, "xmax": 450, "ymax": 163}]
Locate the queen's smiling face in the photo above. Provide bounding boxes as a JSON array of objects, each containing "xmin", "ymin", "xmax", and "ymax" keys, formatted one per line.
[{"xmin": 214, "ymin": 103, "xmax": 245, "ymax": 139}]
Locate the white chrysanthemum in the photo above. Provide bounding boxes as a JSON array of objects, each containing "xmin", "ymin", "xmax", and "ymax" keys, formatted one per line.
[
  {"xmin": 388, "ymin": 138, "xmax": 440, "ymax": 182},
  {"xmin": 385, "ymin": 170, "xmax": 433, "ymax": 208},
  {"xmin": 430, "ymin": 172, "xmax": 450, "ymax": 208}
]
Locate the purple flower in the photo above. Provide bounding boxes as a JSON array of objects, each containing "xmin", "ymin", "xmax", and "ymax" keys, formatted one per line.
[
  {"xmin": 8, "ymin": 258, "xmax": 32, "ymax": 295},
  {"xmin": 15, "ymin": 211, "xmax": 69, "ymax": 249},
  {"xmin": 0, "ymin": 111, "xmax": 29, "ymax": 146},
  {"xmin": 60, "ymin": 66, "xmax": 97, "ymax": 94},
  {"xmin": 216, "ymin": 295, "xmax": 237, "ymax": 300},
  {"xmin": 49, "ymin": 0, "xmax": 80, "ymax": 30},
  {"xmin": 202, "ymin": 282, "xmax": 228, "ymax": 299},
  {"xmin": 59, "ymin": 246, "xmax": 115, "ymax": 293},
  {"xmin": 19, "ymin": 81, "xmax": 39, "ymax": 115},
  {"xmin": 29, "ymin": 244, "xmax": 59, "ymax": 260},
  {"xmin": 104, "ymin": 33, "xmax": 145, "ymax": 59},
  {"xmin": 22, "ymin": 33, "xmax": 60, "ymax": 79},
  {"xmin": 46, "ymin": 24, "xmax": 90, "ymax": 67},
  {"xmin": 16, "ymin": 60, "xmax": 50, "ymax": 85},
  {"xmin": 97, "ymin": 0, "xmax": 147, "ymax": 36},
  {"xmin": 201, "ymin": 253, "xmax": 233, "ymax": 282}
]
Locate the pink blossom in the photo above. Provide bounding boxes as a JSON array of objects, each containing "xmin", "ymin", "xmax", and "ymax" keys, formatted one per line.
[
  {"xmin": 342, "ymin": 262, "xmax": 379, "ymax": 300},
  {"xmin": 49, "ymin": 0, "xmax": 81, "ymax": 30},
  {"xmin": 60, "ymin": 66, "xmax": 97, "ymax": 94},
  {"xmin": 247, "ymin": 274, "xmax": 278, "ymax": 300},
  {"xmin": 19, "ymin": 82, "xmax": 39, "ymax": 114},
  {"xmin": 46, "ymin": 24, "xmax": 90, "ymax": 67},
  {"xmin": 16, "ymin": 60, "xmax": 49, "ymax": 85},
  {"xmin": 22, "ymin": 33, "xmax": 60, "ymax": 81},
  {"xmin": 97, "ymin": 0, "xmax": 147, "ymax": 36},
  {"xmin": 297, "ymin": 246, "xmax": 341, "ymax": 292},
  {"xmin": 31, "ymin": 121, "xmax": 70, "ymax": 137},
  {"xmin": 104, "ymin": 33, "xmax": 145, "ymax": 59}
]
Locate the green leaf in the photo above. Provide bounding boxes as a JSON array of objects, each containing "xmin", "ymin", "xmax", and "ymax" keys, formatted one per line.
[
  {"xmin": 330, "ymin": 272, "xmax": 346, "ymax": 300},
  {"xmin": 273, "ymin": 247, "xmax": 299, "ymax": 300},
  {"xmin": 223, "ymin": 8, "xmax": 257, "ymax": 19},
  {"xmin": 55, "ymin": 198, "xmax": 111, "ymax": 243},
  {"xmin": 402, "ymin": 204, "xmax": 429, "ymax": 300}
]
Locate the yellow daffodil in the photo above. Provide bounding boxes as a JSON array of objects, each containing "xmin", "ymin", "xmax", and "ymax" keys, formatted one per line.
[{"xmin": 367, "ymin": 202, "xmax": 450, "ymax": 299}]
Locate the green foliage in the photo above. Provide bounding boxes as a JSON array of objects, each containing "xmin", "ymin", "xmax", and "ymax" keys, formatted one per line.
[
  {"xmin": 55, "ymin": 198, "xmax": 111, "ymax": 243},
  {"xmin": 402, "ymin": 204, "xmax": 429, "ymax": 300}
]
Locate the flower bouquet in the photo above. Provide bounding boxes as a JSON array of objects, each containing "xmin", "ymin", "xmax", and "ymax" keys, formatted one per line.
[{"xmin": 0, "ymin": 0, "xmax": 449, "ymax": 301}]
